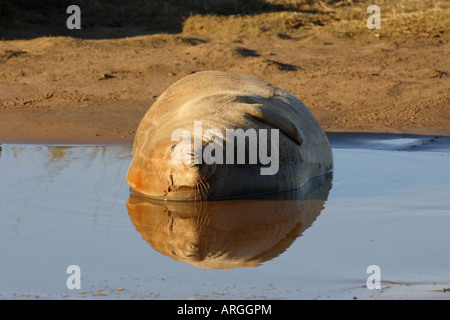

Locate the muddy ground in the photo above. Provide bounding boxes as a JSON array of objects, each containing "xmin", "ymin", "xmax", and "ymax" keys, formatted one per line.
[{"xmin": 0, "ymin": 1, "xmax": 449, "ymax": 144}]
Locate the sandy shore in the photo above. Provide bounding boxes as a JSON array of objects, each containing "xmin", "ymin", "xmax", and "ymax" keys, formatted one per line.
[{"xmin": 0, "ymin": 31, "xmax": 449, "ymax": 145}]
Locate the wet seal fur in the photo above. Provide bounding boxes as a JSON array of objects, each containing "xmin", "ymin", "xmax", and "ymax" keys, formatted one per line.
[{"xmin": 126, "ymin": 71, "xmax": 333, "ymax": 200}]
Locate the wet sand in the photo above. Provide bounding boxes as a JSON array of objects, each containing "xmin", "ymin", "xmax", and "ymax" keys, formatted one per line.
[{"xmin": 0, "ymin": 32, "xmax": 449, "ymax": 145}]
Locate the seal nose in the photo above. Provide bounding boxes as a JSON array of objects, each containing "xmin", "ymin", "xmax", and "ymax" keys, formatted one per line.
[
  {"xmin": 165, "ymin": 136, "xmax": 217, "ymax": 199},
  {"xmin": 126, "ymin": 139, "xmax": 217, "ymax": 200},
  {"xmin": 167, "ymin": 161, "xmax": 216, "ymax": 200}
]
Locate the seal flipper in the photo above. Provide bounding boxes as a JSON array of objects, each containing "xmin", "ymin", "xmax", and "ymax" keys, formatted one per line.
[{"xmin": 244, "ymin": 106, "xmax": 303, "ymax": 146}]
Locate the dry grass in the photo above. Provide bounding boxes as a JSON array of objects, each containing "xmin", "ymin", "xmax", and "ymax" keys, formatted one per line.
[
  {"xmin": 183, "ymin": 0, "xmax": 450, "ymax": 39},
  {"xmin": 329, "ymin": 0, "xmax": 450, "ymax": 38},
  {"xmin": 182, "ymin": 11, "xmax": 333, "ymax": 37},
  {"xmin": 1, "ymin": 0, "xmax": 448, "ymax": 39}
]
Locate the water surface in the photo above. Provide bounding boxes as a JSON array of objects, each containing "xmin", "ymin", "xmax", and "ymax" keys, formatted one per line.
[{"xmin": 0, "ymin": 134, "xmax": 449, "ymax": 299}]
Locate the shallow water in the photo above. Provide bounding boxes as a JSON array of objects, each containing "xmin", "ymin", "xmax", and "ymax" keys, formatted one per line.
[{"xmin": 0, "ymin": 134, "xmax": 449, "ymax": 300}]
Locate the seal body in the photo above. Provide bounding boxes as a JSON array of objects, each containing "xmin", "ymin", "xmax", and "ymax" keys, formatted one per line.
[{"xmin": 126, "ymin": 71, "xmax": 333, "ymax": 200}]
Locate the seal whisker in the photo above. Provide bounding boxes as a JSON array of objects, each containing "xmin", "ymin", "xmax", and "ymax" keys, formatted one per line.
[
  {"xmin": 200, "ymin": 180, "xmax": 209, "ymax": 201},
  {"xmin": 194, "ymin": 178, "xmax": 211, "ymax": 202},
  {"xmin": 200, "ymin": 179, "xmax": 211, "ymax": 200},
  {"xmin": 194, "ymin": 180, "xmax": 203, "ymax": 201}
]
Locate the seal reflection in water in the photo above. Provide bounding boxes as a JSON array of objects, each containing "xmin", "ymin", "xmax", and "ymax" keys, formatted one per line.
[
  {"xmin": 126, "ymin": 174, "xmax": 332, "ymax": 269},
  {"xmin": 126, "ymin": 71, "xmax": 333, "ymax": 200}
]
